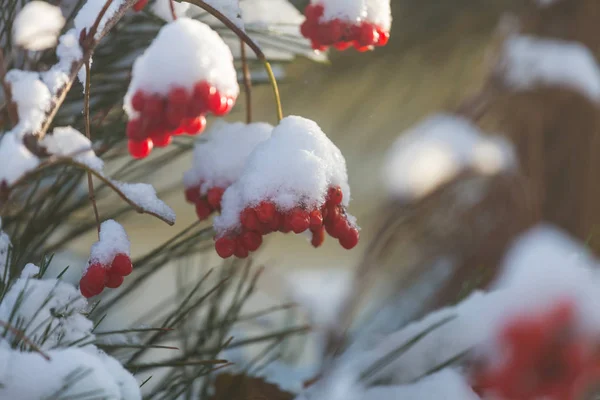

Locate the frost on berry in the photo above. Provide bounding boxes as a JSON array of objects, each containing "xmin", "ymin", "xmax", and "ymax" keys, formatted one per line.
[
  {"xmin": 300, "ymin": 0, "xmax": 391, "ymax": 52},
  {"xmin": 213, "ymin": 116, "xmax": 359, "ymax": 258},
  {"xmin": 382, "ymin": 114, "xmax": 516, "ymax": 202},
  {"xmin": 183, "ymin": 121, "xmax": 273, "ymax": 221},
  {"xmin": 123, "ymin": 18, "xmax": 239, "ymax": 159},
  {"xmin": 80, "ymin": 220, "xmax": 133, "ymax": 298}
]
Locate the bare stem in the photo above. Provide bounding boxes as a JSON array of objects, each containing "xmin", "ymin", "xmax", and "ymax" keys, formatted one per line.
[
  {"xmin": 180, "ymin": 0, "xmax": 283, "ymax": 122},
  {"xmin": 84, "ymin": 62, "xmax": 101, "ymax": 238},
  {"xmin": 87, "ymin": 0, "xmax": 115, "ymax": 40},
  {"xmin": 240, "ymin": 40, "xmax": 252, "ymax": 124}
]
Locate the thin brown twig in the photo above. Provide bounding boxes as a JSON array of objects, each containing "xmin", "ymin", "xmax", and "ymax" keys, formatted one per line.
[
  {"xmin": 180, "ymin": 0, "xmax": 283, "ymax": 122},
  {"xmin": 169, "ymin": 0, "xmax": 178, "ymax": 21},
  {"xmin": 87, "ymin": 0, "xmax": 115, "ymax": 41},
  {"xmin": 84, "ymin": 62, "xmax": 101, "ymax": 238},
  {"xmin": 0, "ymin": 320, "xmax": 51, "ymax": 361},
  {"xmin": 240, "ymin": 39, "xmax": 252, "ymax": 124},
  {"xmin": 0, "ymin": 49, "xmax": 18, "ymax": 127}
]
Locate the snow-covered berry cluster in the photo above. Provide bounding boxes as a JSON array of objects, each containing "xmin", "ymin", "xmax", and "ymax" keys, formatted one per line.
[
  {"xmin": 300, "ymin": 0, "xmax": 391, "ymax": 51},
  {"xmin": 79, "ymin": 220, "xmax": 133, "ymax": 298},
  {"xmin": 124, "ymin": 18, "xmax": 239, "ymax": 159},
  {"xmin": 212, "ymin": 116, "xmax": 359, "ymax": 258},
  {"xmin": 183, "ymin": 121, "xmax": 273, "ymax": 221}
]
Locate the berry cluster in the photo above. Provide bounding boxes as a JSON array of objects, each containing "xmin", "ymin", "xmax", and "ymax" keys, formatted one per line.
[
  {"xmin": 185, "ymin": 183, "xmax": 226, "ymax": 220},
  {"xmin": 79, "ymin": 254, "xmax": 133, "ymax": 298},
  {"xmin": 126, "ymin": 82, "xmax": 235, "ymax": 159},
  {"xmin": 132, "ymin": 0, "xmax": 148, "ymax": 11},
  {"xmin": 300, "ymin": 4, "xmax": 389, "ymax": 52},
  {"xmin": 214, "ymin": 186, "xmax": 359, "ymax": 259}
]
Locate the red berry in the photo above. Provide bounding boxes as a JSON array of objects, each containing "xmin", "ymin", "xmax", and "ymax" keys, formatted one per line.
[
  {"xmin": 333, "ymin": 41, "xmax": 352, "ymax": 51},
  {"xmin": 240, "ymin": 208, "xmax": 260, "ymax": 231},
  {"xmin": 143, "ymin": 94, "xmax": 165, "ymax": 122},
  {"xmin": 206, "ymin": 187, "xmax": 225, "ymax": 210},
  {"xmin": 128, "ymin": 138, "xmax": 153, "ymax": 159},
  {"xmin": 325, "ymin": 221, "xmax": 339, "ymax": 238},
  {"xmin": 185, "ymin": 186, "xmax": 200, "ymax": 204},
  {"xmin": 305, "ymin": 4, "xmax": 324, "ymax": 21},
  {"xmin": 215, "ymin": 236, "xmax": 236, "ymax": 258},
  {"xmin": 195, "ymin": 199, "xmax": 212, "ymax": 220},
  {"xmin": 327, "ymin": 186, "xmax": 343, "ymax": 205},
  {"xmin": 193, "ymin": 81, "xmax": 213, "ymax": 102},
  {"xmin": 131, "ymin": 91, "xmax": 146, "ymax": 112},
  {"xmin": 376, "ymin": 29, "xmax": 389, "ymax": 46},
  {"xmin": 183, "ymin": 116, "xmax": 206, "ymax": 135},
  {"xmin": 132, "ymin": 0, "xmax": 148, "ymax": 11},
  {"xmin": 258, "ymin": 222, "xmax": 273, "ymax": 235},
  {"xmin": 111, "ymin": 253, "xmax": 133, "ymax": 276},
  {"xmin": 358, "ymin": 23, "xmax": 378, "ymax": 46},
  {"xmin": 320, "ymin": 20, "xmax": 343, "ymax": 44},
  {"xmin": 168, "ymin": 87, "xmax": 189, "ymax": 105},
  {"xmin": 309, "ymin": 209, "xmax": 323, "ymax": 231},
  {"xmin": 332, "ymin": 218, "xmax": 350, "ymax": 239},
  {"xmin": 324, "ymin": 204, "xmax": 340, "ymax": 224},
  {"xmin": 126, "ymin": 119, "xmax": 144, "ymax": 140},
  {"xmin": 311, "ymin": 226, "xmax": 325, "ymax": 248},
  {"xmin": 234, "ymin": 237, "xmax": 249, "ymax": 258},
  {"xmin": 80, "ymin": 284, "xmax": 94, "ymax": 298},
  {"xmin": 166, "ymin": 104, "xmax": 187, "ymax": 129},
  {"xmin": 80, "ymin": 263, "xmax": 106, "ymax": 297},
  {"xmin": 339, "ymin": 227, "xmax": 359, "ymax": 249},
  {"xmin": 105, "ymin": 273, "xmax": 124, "ymax": 289},
  {"xmin": 311, "ymin": 40, "xmax": 327, "ymax": 51},
  {"xmin": 152, "ymin": 133, "xmax": 172, "ymax": 148},
  {"xmin": 241, "ymin": 231, "xmax": 262, "ymax": 252},
  {"xmin": 281, "ymin": 213, "xmax": 293, "ymax": 233},
  {"xmin": 208, "ymin": 92, "xmax": 228, "ymax": 116},
  {"xmin": 256, "ymin": 202, "xmax": 276, "ymax": 223},
  {"xmin": 269, "ymin": 210, "xmax": 282, "ymax": 231},
  {"xmin": 300, "ymin": 21, "xmax": 313, "ymax": 38},
  {"xmin": 289, "ymin": 208, "xmax": 310, "ymax": 234}
]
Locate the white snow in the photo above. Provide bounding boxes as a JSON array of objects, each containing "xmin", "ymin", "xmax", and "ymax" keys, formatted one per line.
[
  {"xmin": 151, "ymin": 0, "xmax": 191, "ymax": 21},
  {"xmin": 240, "ymin": 0, "xmax": 304, "ymax": 27},
  {"xmin": 112, "ymin": 181, "xmax": 177, "ymax": 224},
  {"xmin": 214, "ymin": 116, "xmax": 352, "ymax": 234},
  {"xmin": 383, "ymin": 114, "xmax": 515, "ymax": 202},
  {"xmin": 500, "ymin": 35, "xmax": 600, "ymax": 103},
  {"xmin": 314, "ymin": 0, "xmax": 391, "ymax": 29},
  {"xmin": 42, "ymin": 126, "xmax": 104, "ymax": 172},
  {"xmin": 365, "ymin": 0, "xmax": 391, "ymax": 30},
  {"xmin": 44, "ymin": 29, "xmax": 84, "ymax": 95},
  {"xmin": 88, "ymin": 220, "xmax": 131, "ymax": 267},
  {"xmin": 12, "ymin": 1, "xmax": 66, "ymax": 51},
  {"xmin": 204, "ymin": 0, "xmax": 244, "ymax": 29},
  {"xmin": 74, "ymin": 0, "xmax": 127, "ymax": 39},
  {"xmin": 5, "ymin": 70, "xmax": 52, "ymax": 135},
  {"xmin": 124, "ymin": 18, "xmax": 239, "ymax": 119},
  {"xmin": 0, "ymin": 133, "xmax": 40, "ymax": 186},
  {"xmin": 0, "ymin": 347, "xmax": 141, "ymax": 399},
  {"xmin": 0, "ymin": 226, "xmax": 10, "ymax": 280},
  {"xmin": 20, "ymin": 263, "xmax": 40, "ymax": 279},
  {"xmin": 0, "ymin": 274, "xmax": 92, "ymax": 349},
  {"xmin": 183, "ymin": 121, "xmax": 273, "ymax": 194}
]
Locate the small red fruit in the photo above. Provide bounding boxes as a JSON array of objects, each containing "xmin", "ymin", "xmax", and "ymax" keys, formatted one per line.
[
  {"xmin": 193, "ymin": 81, "xmax": 214, "ymax": 102},
  {"xmin": 311, "ymin": 226, "xmax": 325, "ymax": 248},
  {"xmin": 358, "ymin": 23, "xmax": 378, "ymax": 46},
  {"xmin": 208, "ymin": 93, "xmax": 228, "ymax": 116},
  {"xmin": 327, "ymin": 187, "xmax": 343, "ymax": 205},
  {"xmin": 152, "ymin": 133, "xmax": 172, "ymax": 148},
  {"xmin": 305, "ymin": 4, "xmax": 324, "ymax": 21},
  {"xmin": 215, "ymin": 236, "xmax": 236, "ymax": 258},
  {"xmin": 131, "ymin": 91, "xmax": 146, "ymax": 112},
  {"xmin": 105, "ymin": 273, "xmax": 124, "ymax": 289},
  {"xmin": 339, "ymin": 226, "xmax": 359, "ymax": 249},
  {"xmin": 195, "ymin": 199, "xmax": 212, "ymax": 220},
  {"xmin": 289, "ymin": 208, "xmax": 310, "ymax": 234},
  {"xmin": 128, "ymin": 138, "xmax": 153, "ymax": 159},
  {"xmin": 240, "ymin": 208, "xmax": 260, "ymax": 231},
  {"xmin": 132, "ymin": 0, "xmax": 148, "ymax": 11},
  {"xmin": 111, "ymin": 253, "xmax": 133, "ymax": 276},
  {"xmin": 234, "ymin": 238, "xmax": 249, "ymax": 258},
  {"xmin": 256, "ymin": 202, "xmax": 276, "ymax": 223},
  {"xmin": 168, "ymin": 87, "xmax": 189, "ymax": 105},
  {"xmin": 80, "ymin": 263, "xmax": 107, "ymax": 298},
  {"xmin": 376, "ymin": 29, "xmax": 390, "ymax": 46},
  {"xmin": 241, "ymin": 231, "xmax": 262, "ymax": 252},
  {"xmin": 185, "ymin": 186, "xmax": 200, "ymax": 204},
  {"xmin": 309, "ymin": 209, "xmax": 323, "ymax": 231},
  {"xmin": 206, "ymin": 187, "xmax": 225, "ymax": 210},
  {"xmin": 126, "ymin": 119, "xmax": 144, "ymax": 140},
  {"xmin": 334, "ymin": 41, "xmax": 352, "ymax": 51},
  {"xmin": 143, "ymin": 94, "xmax": 165, "ymax": 122},
  {"xmin": 183, "ymin": 116, "xmax": 206, "ymax": 135}
]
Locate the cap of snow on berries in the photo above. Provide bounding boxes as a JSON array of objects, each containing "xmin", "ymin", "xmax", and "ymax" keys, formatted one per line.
[
  {"xmin": 213, "ymin": 116, "xmax": 359, "ymax": 258},
  {"xmin": 80, "ymin": 220, "xmax": 133, "ymax": 298},
  {"xmin": 183, "ymin": 121, "xmax": 273, "ymax": 220},
  {"xmin": 123, "ymin": 18, "xmax": 239, "ymax": 159},
  {"xmin": 301, "ymin": 0, "xmax": 391, "ymax": 51}
]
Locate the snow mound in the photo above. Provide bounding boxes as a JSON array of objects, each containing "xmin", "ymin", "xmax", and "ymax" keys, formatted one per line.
[
  {"xmin": 151, "ymin": 0, "xmax": 190, "ymax": 21},
  {"xmin": 214, "ymin": 116, "xmax": 351, "ymax": 233},
  {"xmin": 42, "ymin": 126, "xmax": 104, "ymax": 172},
  {"xmin": 313, "ymin": 0, "xmax": 391, "ymax": 30},
  {"xmin": 112, "ymin": 181, "xmax": 176, "ymax": 224},
  {"xmin": 383, "ymin": 114, "xmax": 515, "ymax": 201},
  {"xmin": 0, "ymin": 134, "xmax": 40, "ymax": 186},
  {"xmin": 124, "ymin": 18, "xmax": 239, "ymax": 119},
  {"xmin": 74, "ymin": 0, "xmax": 127, "ymax": 39},
  {"xmin": 44, "ymin": 29, "xmax": 84, "ymax": 94},
  {"xmin": 88, "ymin": 220, "xmax": 130, "ymax": 268},
  {"xmin": 183, "ymin": 120, "xmax": 273, "ymax": 194},
  {"xmin": 5, "ymin": 70, "xmax": 52, "ymax": 135},
  {"xmin": 499, "ymin": 35, "xmax": 600, "ymax": 103},
  {"xmin": 12, "ymin": 1, "xmax": 66, "ymax": 51}
]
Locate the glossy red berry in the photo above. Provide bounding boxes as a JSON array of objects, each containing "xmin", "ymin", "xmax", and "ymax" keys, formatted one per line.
[
  {"xmin": 195, "ymin": 199, "xmax": 212, "ymax": 220},
  {"xmin": 131, "ymin": 91, "xmax": 146, "ymax": 112},
  {"xmin": 126, "ymin": 119, "xmax": 144, "ymax": 141},
  {"xmin": 334, "ymin": 41, "xmax": 352, "ymax": 51},
  {"xmin": 168, "ymin": 87, "xmax": 189, "ymax": 105},
  {"xmin": 339, "ymin": 226, "xmax": 359, "ymax": 249},
  {"xmin": 132, "ymin": 0, "xmax": 148, "ymax": 11},
  {"xmin": 183, "ymin": 116, "xmax": 206, "ymax": 135},
  {"xmin": 80, "ymin": 263, "xmax": 106, "ymax": 298},
  {"xmin": 208, "ymin": 93, "xmax": 228, "ymax": 116},
  {"xmin": 206, "ymin": 187, "xmax": 225, "ymax": 210},
  {"xmin": 241, "ymin": 231, "xmax": 262, "ymax": 252},
  {"xmin": 143, "ymin": 95, "xmax": 165, "ymax": 122},
  {"xmin": 128, "ymin": 139, "xmax": 153, "ymax": 159},
  {"xmin": 185, "ymin": 186, "xmax": 200, "ymax": 204},
  {"xmin": 256, "ymin": 202, "xmax": 276, "ymax": 223},
  {"xmin": 111, "ymin": 253, "xmax": 133, "ymax": 276},
  {"xmin": 305, "ymin": 4, "xmax": 324, "ymax": 21},
  {"xmin": 234, "ymin": 238, "xmax": 249, "ymax": 258},
  {"xmin": 327, "ymin": 186, "xmax": 343, "ymax": 205},
  {"xmin": 152, "ymin": 133, "xmax": 172, "ymax": 148},
  {"xmin": 80, "ymin": 284, "xmax": 94, "ymax": 299},
  {"xmin": 309, "ymin": 209, "xmax": 323, "ymax": 231},
  {"xmin": 311, "ymin": 226, "xmax": 325, "ymax": 248},
  {"xmin": 105, "ymin": 273, "xmax": 124, "ymax": 289},
  {"xmin": 240, "ymin": 208, "xmax": 260, "ymax": 231},
  {"xmin": 376, "ymin": 29, "xmax": 390, "ymax": 46},
  {"xmin": 358, "ymin": 23, "xmax": 378, "ymax": 46},
  {"xmin": 215, "ymin": 236, "xmax": 236, "ymax": 258},
  {"xmin": 193, "ymin": 81, "xmax": 213, "ymax": 102},
  {"xmin": 289, "ymin": 208, "xmax": 310, "ymax": 234}
]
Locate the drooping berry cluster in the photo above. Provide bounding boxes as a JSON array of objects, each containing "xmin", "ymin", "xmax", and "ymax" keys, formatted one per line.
[
  {"xmin": 126, "ymin": 83, "xmax": 234, "ymax": 159},
  {"xmin": 80, "ymin": 253, "xmax": 133, "ymax": 298},
  {"xmin": 214, "ymin": 186, "xmax": 359, "ymax": 258},
  {"xmin": 300, "ymin": 3, "xmax": 389, "ymax": 52},
  {"xmin": 185, "ymin": 183, "xmax": 225, "ymax": 220}
]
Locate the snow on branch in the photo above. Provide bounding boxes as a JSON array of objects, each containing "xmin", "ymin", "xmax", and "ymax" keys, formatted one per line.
[{"xmin": 12, "ymin": 1, "xmax": 66, "ymax": 51}]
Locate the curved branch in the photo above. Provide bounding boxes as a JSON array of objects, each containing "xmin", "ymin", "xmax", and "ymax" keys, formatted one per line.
[{"xmin": 180, "ymin": 0, "xmax": 283, "ymax": 122}]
